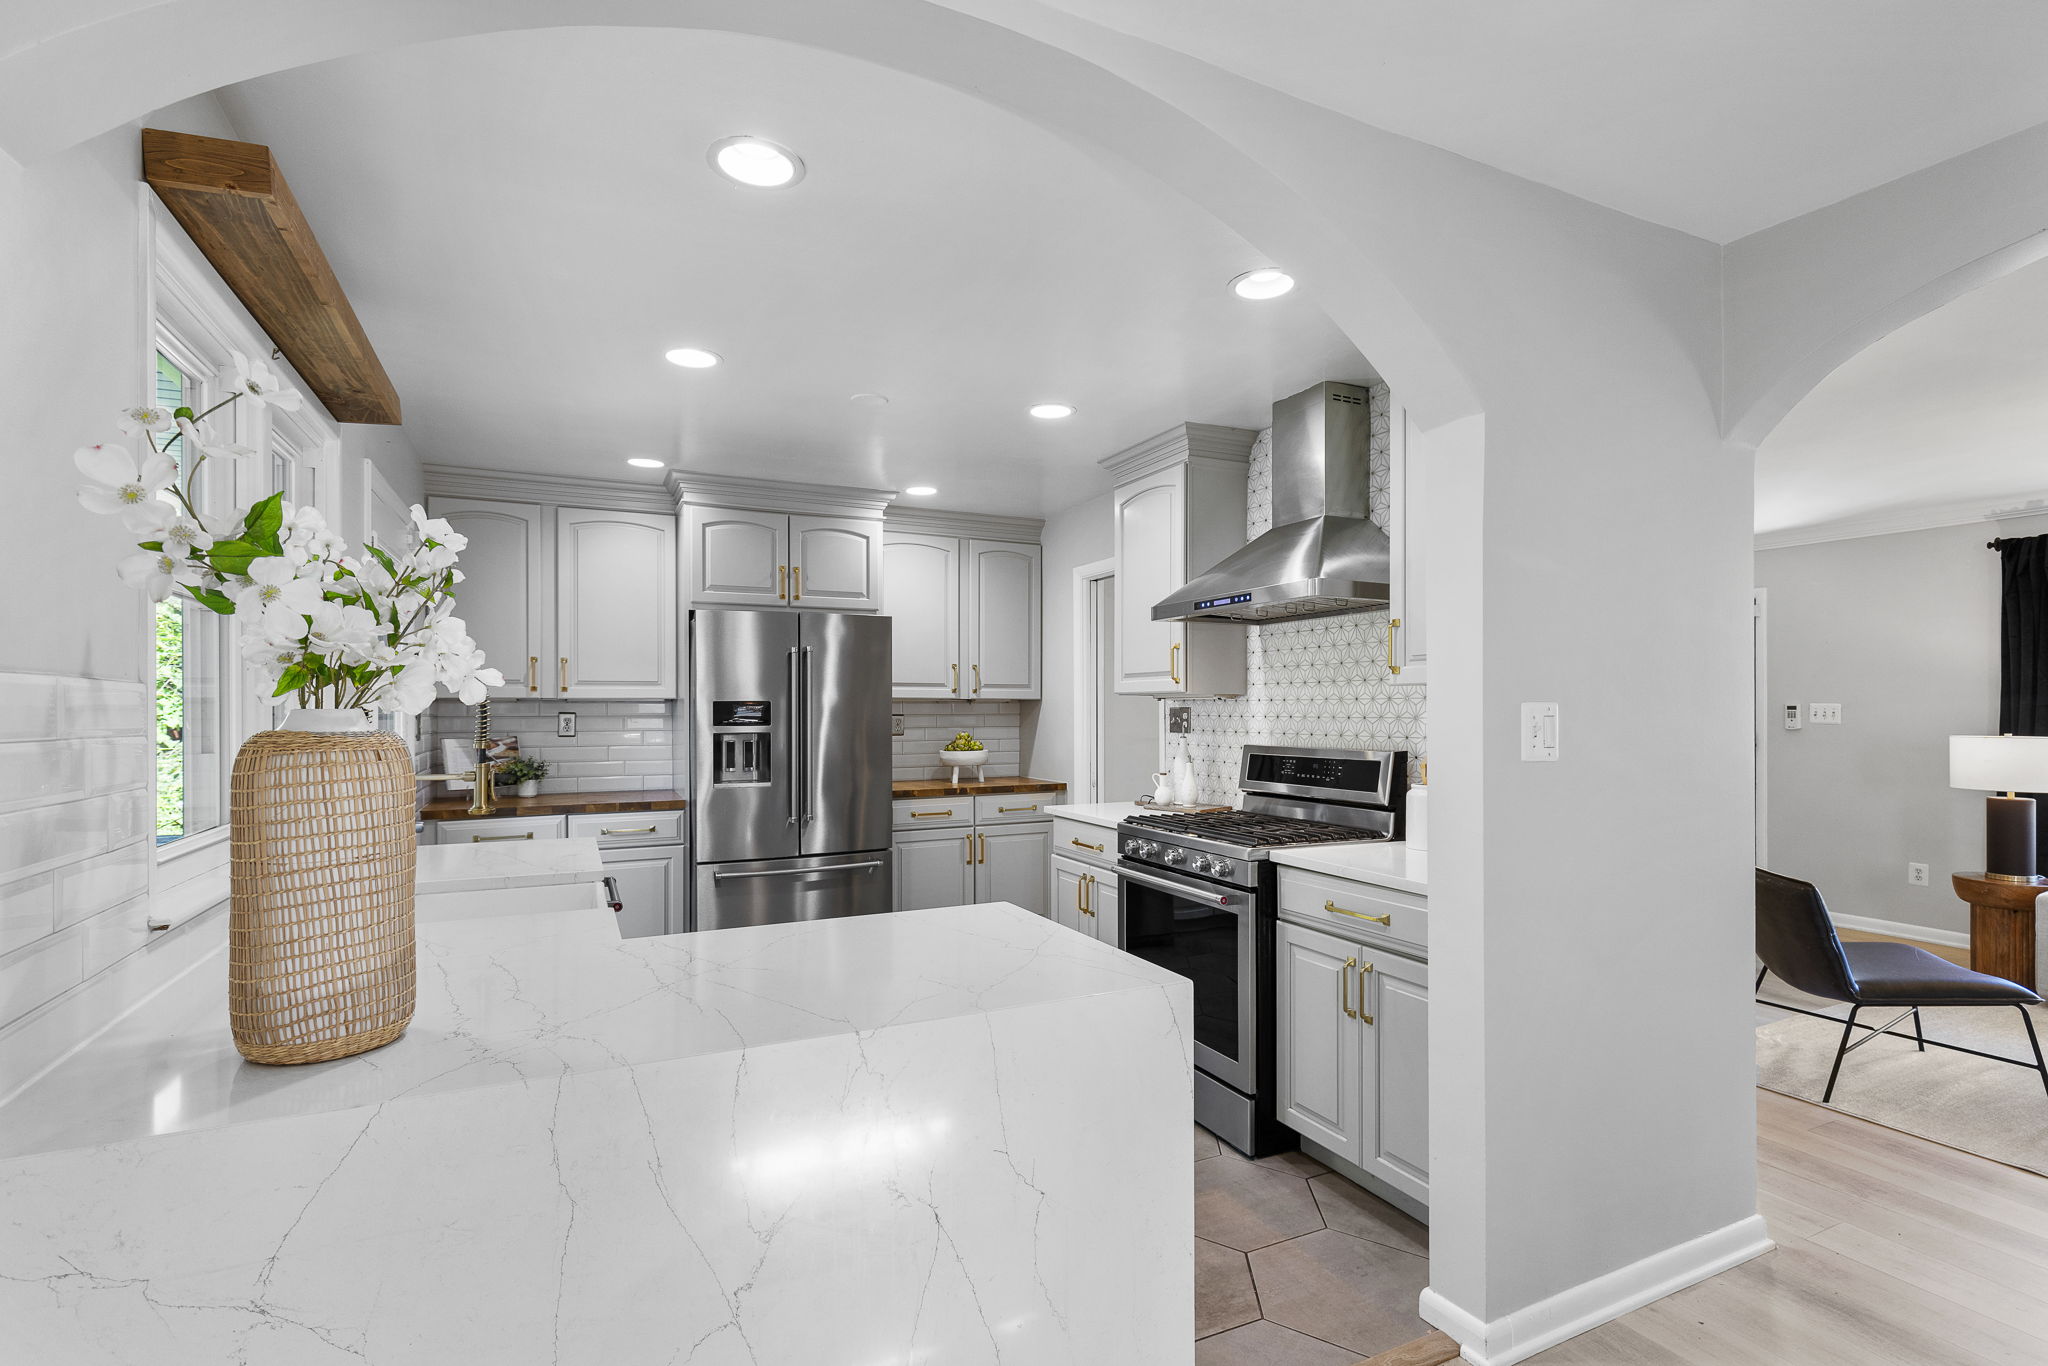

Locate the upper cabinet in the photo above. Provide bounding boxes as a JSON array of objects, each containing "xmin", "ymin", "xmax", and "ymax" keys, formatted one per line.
[
  {"xmin": 790, "ymin": 514, "xmax": 883, "ymax": 610},
  {"xmin": 884, "ymin": 521, "xmax": 1042, "ymax": 700},
  {"xmin": 1104, "ymin": 424, "xmax": 1256, "ymax": 698},
  {"xmin": 427, "ymin": 494, "xmax": 676, "ymax": 700},
  {"xmin": 677, "ymin": 476, "xmax": 891, "ymax": 614},
  {"xmin": 684, "ymin": 506, "xmax": 787, "ymax": 607}
]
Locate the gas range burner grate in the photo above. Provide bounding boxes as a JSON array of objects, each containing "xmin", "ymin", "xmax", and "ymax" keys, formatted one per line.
[{"xmin": 1123, "ymin": 811, "xmax": 1387, "ymax": 849}]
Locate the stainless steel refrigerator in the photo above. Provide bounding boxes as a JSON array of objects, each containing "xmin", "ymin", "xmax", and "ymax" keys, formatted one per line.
[{"xmin": 689, "ymin": 609, "xmax": 894, "ymax": 930}]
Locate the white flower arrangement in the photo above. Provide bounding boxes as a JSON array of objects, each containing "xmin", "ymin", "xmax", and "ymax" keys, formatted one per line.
[{"xmin": 77, "ymin": 351, "xmax": 503, "ymax": 712}]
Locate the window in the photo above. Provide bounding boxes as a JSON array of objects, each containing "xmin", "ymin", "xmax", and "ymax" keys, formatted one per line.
[{"xmin": 151, "ymin": 348, "xmax": 227, "ymax": 844}]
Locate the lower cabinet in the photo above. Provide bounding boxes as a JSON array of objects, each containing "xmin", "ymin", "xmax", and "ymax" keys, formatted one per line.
[
  {"xmin": 895, "ymin": 824, "xmax": 977, "ymax": 911},
  {"xmin": 601, "ymin": 845, "xmax": 684, "ymax": 939},
  {"xmin": 1275, "ymin": 916, "xmax": 1430, "ymax": 1207},
  {"xmin": 892, "ymin": 815, "xmax": 1051, "ymax": 915},
  {"xmin": 976, "ymin": 821, "xmax": 1050, "ymax": 913},
  {"xmin": 1048, "ymin": 850, "xmax": 1119, "ymax": 944}
]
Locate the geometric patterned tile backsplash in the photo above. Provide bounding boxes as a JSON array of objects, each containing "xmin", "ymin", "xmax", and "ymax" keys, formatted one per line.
[{"xmin": 1181, "ymin": 382, "xmax": 1428, "ymax": 804}]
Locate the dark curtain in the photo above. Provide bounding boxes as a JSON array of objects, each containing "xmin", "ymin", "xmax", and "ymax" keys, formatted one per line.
[{"xmin": 1998, "ymin": 534, "xmax": 2048, "ymax": 870}]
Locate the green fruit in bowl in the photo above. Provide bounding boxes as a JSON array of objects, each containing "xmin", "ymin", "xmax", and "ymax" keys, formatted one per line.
[{"xmin": 942, "ymin": 732, "xmax": 985, "ymax": 752}]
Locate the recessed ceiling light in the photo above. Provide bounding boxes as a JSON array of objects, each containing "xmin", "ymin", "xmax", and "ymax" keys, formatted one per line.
[
  {"xmin": 904, "ymin": 485, "xmax": 938, "ymax": 496},
  {"xmin": 1230, "ymin": 267, "xmax": 1295, "ymax": 300},
  {"xmin": 665, "ymin": 347, "xmax": 721, "ymax": 369},
  {"xmin": 850, "ymin": 393, "xmax": 891, "ymax": 408},
  {"xmin": 1028, "ymin": 403, "xmax": 1075, "ymax": 420},
  {"xmin": 627, "ymin": 457, "xmax": 666, "ymax": 469},
  {"xmin": 708, "ymin": 135, "xmax": 805, "ymax": 189}
]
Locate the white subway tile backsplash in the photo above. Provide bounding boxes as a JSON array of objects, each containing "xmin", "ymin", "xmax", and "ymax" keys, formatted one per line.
[
  {"xmin": 0, "ymin": 741, "xmax": 90, "ymax": 815},
  {"xmin": 0, "ymin": 875, "xmax": 56, "ymax": 957},
  {"xmin": 55, "ymin": 841, "xmax": 150, "ymax": 930},
  {"xmin": 0, "ymin": 925, "xmax": 85, "ymax": 1031},
  {"xmin": 430, "ymin": 698, "xmax": 677, "ymax": 794},
  {"xmin": 0, "ymin": 674, "xmax": 147, "ymax": 744},
  {"xmin": 77, "ymin": 896, "xmax": 158, "ymax": 979},
  {"xmin": 891, "ymin": 700, "xmax": 1025, "ymax": 781}
]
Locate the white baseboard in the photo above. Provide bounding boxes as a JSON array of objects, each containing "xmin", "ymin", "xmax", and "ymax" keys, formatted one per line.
[
  {"xmin": 1829, "ymin": 911, "xmax": 1969, "ymax": 950},
  {"xmin": 1419, "ymin": 1214, "xmax": 1773, "ymax": 1365}
]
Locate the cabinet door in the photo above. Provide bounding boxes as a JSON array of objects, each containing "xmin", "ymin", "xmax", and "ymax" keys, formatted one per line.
[
  {"xmin": 964, "ymin": 539, "xmax": 1041, "ymax": 700},
  {"xmin": 602, "ymin": 848, "xmax": 678, "ymax": 939},
  {"xmin": 976, "ymin": 821, "xmax": 1051, "ymax": 915},
  {"xmin": 686, "ymin": 505, "xmax": 789, "ymax": 607},
  {"xmin": 1360, "ymin": 950, "xmax": 1429, "ymax": 1204},
  {"xmin": 557, "ymin": 508, "xmax": 677, "ymax": 699},
  {"xmin": 884, "ymin": 534, "xmax": 961, "ymax": 698},
  {"xmin": 1113, "ymin": 466, "xmax": 1186, "ymax": 694},
  {"xmin": 1090, "ymin": 871, "xmax": 1120, "ymax": 947},
  {"xmin": 1386, "ymin": 404, "xmax": 1427, "ymax": 682},
  {"xmin": 791, "ymin": 515, "xmax": 882, "ymax": 612},
  {"xmin": 1275, "ymin": 920, "xmax": 1364, "ymax": 1163},
  {"xmin": 894, "ymin": 825, "xmax": 977, "ymax": 911},
  {"xmin": 428, "ymin": 498, "xmax": 549, "ymax": 698},
  {"xmin": 1050, "ymin": 852, "xmax": 1090, "ymax": 932}
]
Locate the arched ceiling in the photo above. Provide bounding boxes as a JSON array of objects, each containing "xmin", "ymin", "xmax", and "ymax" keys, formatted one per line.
[{"xmin": 213, "ymin": 26, "xmax": 1376, "ymax": 513}]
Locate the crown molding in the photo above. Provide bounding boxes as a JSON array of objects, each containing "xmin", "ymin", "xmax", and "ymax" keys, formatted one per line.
[
  {"xmin": 666, "ymin": 470, "xmax": 897, "ymax": 518},
  {"xmin": 1753, "ymin": 490, "xmax": 2048, "ymax": 551},
  {"xmin": 884, "ymin": 507, "xmax": 1044, "ymax": 542},
  {"xmin": 1098, "ymin": 422, "xmax": 1260, "ymax": 483},
  {"xmin": 423, "ymin": 463, "xmax": 673, "ymax": 514}
]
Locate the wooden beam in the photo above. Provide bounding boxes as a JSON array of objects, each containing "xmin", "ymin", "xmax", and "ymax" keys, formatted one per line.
[{"xmin": 143, "ymin": 128, "xmax": 401, "ymax": 425}]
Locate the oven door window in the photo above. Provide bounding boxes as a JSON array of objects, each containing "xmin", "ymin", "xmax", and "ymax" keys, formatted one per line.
[{"xmin": 1122, "ymin": 880, "xmax": 1242, "ymax": 1066}]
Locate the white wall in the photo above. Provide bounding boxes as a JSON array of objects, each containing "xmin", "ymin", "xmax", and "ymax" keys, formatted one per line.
[
  {"xmin": 1756, "ymin": 515, "xmax": 2048, "ymax": 938},
  {"xmin": 1022, "ymin": 489, "xmax": 1116, "ymax": 788}
]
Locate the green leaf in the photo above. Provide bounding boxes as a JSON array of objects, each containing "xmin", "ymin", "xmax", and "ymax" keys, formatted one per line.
[
  {"xmin": 137, "ymin": 541, "xmax": 164, "ymax": 552},
  {"xmin": 206, "ymin": 539, "xmax": 262, "ymax": 576},
  {"xmin": 272, "ymin": 664, "xmax": 307, "ymax": 699},
  {"xmin": 188, "ymin": 586, "xmax": 235, "ymax": 615},
  {"xmin": 366, "ymin": 543, "xmax": 398, "ymax": 576},
  {"xmin": 241, "ymin": 492, "xmax": 285, "ymax": 556}
]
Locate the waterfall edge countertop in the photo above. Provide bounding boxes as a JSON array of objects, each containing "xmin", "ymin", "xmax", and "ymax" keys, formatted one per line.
[
  {"xmin": 417, "ymin": 786, "xmax": 686, "ymax": 819},
  {"xmin": 891, "ymin": 776, "xmax": 1068, "ymax": 798},
  {"xmin": 413, "ymin": 833, "xmax": 607, "ymax": 894},
  {"xmin": 0, "ymin": 858, "xmax": 1194, "ymax": 1364}
]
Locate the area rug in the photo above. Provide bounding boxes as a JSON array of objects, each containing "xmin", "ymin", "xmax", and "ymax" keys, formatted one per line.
[{"xmin": 1755, "ymin": 980, "xmax": 2048, "ymax": 1175}]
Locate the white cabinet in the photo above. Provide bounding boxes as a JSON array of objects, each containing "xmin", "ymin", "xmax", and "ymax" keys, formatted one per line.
[
  {"xmin": 1386, "ymin": 404, "xmax": 1427, "ymax": 681},
  {"xmin": 895, "ymin": 822, "xmax": 977, "ymax": 912},
  {"xmin": 430, "ymin": 498, "xmax": 549, "ymax": 699},
  {"xmin": 1050, "ymin": 851, "xmax": 1117, "ymax": 942},
  {"xmin": 684, "ymin": 505, "xmax": 882, "ymax": 612},
  {"xmin": 1104, "ymin": 426, "xmax": 1254, "ymax": 697},
  {"xmin": 602, "ymin": 846, "xmax": 681, "ymax": 939},
  {"xmin": 976, "ymin": 820, "xmax": 1051, "ymax": 914},
  {"xmin": 557, "ymin": 508, "xmax": 676, "ymax": 700},
  {"xmin": 883, "ymin": 532, "xmax": 1040, "ymax": 700},
  {"xmin": 1275, "ymin": 887, "xmax": 1430, "ymax": 1208},
  {"xmin": 1090, "ymin": 868, "xmax": 1120, "ymax": 946},
  {"xmin": 427, "ymin": 497, "xmax": 676, "ymax": 700}
]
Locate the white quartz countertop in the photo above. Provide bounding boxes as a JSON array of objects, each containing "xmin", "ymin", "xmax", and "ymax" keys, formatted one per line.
[
  {"xmin": 0, "ymin": 897, "xmax": 1193, "ymax": 1363},
  {"xmin": 1043, "ymin": 800, "xmax": 1152, "ymax": 827},
  {"xmin": 414, "ymin": 833, "xmax": 607, "ymax": 894},
  {"xmin": 1270, "ymin": 840, "xmax": 1429, "ymax": 894}
]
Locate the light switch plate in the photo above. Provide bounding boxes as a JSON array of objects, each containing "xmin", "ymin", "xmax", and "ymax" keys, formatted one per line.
[
  {"xmin": 1809, "ymin": 703, "xmax": 1842, "ymax": 725},
  {"xmin": 1520, "ymin": 702, "xmax": 1559, "ymax": 761},
  {"xmin": 557, "ymin": 711, "xmax": 577, "ymax": 738},
  {"xmin": 1167, "ymin": 706, "xmax": 1192, "ymax": 735}
]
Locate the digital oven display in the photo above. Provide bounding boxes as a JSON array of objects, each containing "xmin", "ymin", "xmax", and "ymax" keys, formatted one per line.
[{"xmin": 1245, "ymin": 752, "xmax": 1381, "ymax": 794}]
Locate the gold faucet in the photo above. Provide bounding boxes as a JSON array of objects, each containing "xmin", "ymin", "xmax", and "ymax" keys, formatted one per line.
[{"xmin": 415, "ymin": 700, "xmax": 504, "ymax": 816}]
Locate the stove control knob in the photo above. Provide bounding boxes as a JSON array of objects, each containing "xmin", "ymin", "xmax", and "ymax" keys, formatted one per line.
[
  {"xmin": 1161, "ymin": 847, "xmax": 1186, "ymax": 866},
  {"xmin": 1210, "ymin": 859, "xmax": 1234, "ymax": 881},
  {"xmin": 1190, "ymin": 855, "xmax": 1214, "ymax": 876}
]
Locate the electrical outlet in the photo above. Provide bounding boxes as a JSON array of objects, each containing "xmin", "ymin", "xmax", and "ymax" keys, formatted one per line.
[
  {"xmin": 1908, "ymin": 862, "xmax": 1929, "ymax": 887},
  {"xmin": 891, "ymin": 712, "xmax": 906, "ymax": 737},
  {"xmin": 1167, "ymin": 706, "xmax": 1192, "ymax": 735},
  {"xmin": 556, "ymin": 711, "xmax": 577, "ymax": 738},
  {"xmin": 1809, "ymin": 702, "xmax": 1842, "ymax": 725}
]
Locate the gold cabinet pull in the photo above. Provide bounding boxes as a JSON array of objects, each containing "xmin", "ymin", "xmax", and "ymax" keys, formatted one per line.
[
  {"xmin": 1325, "ymin": 898, "xmax": 1392, "ymax": 926},
  {"xmin": 526, "ymin": 655, "xmax": 538, "ymax": 693},
  {"xmin": 559, "ymin": 656, "xmax": 569, "ymax": 694},
  {"xmin": 1076, "ymin": 870, "xmax": 1088, "ymax": 918},
  {"xmin": 1359, "ymin": 962, "xmax": 1375, "ymax": 1025},
  {"xmin": 601, "ymin": 825, "xmax": 657, "ymax": 836},
  {"xmin": 472, "ymin": 832, "xmax": 535, "ymax": 843},
  {"xmin": 1082, "ymin": 872, "xmax": 1096, "ymax": 918},
  {"xmin": 1070, "ymin": 837, "xmax": 1104, "ymax": 852},
  {"xmin": 792, "ymin": 565, "xmax": 802, "ymax": 601},
  {"xmin": 950, "ymin": 663, "xmax": 959, "ymax": 695},
  {"xmin": 972, "ymin": 663, "xmax": 982, "ymax": 695},
  {"xmin": 997, "ymin": 804, "xmax": 1037, "ymax": 813},
  {"xmin": 1341, "ymin": 956, "xmax": 1357, "ymax": 1019},
  {"xmin": 777, "ymin": 565, "xmax": 788, "ymax": 601},
  {"xmin": 911, "ymin": 809, "xmax": 955, "ymax": 819},
  {"xmin": 1169, "ymin": 641, "xmax": 1181, "ymax": 686},
  {"xmin": 1388, "ymin": 617, "xmax": 1402, "ymax": 676},
  {"xmin": 977, "ymin": 832, "xmax": 987, "ymax": 864},
  {"xmin": 964, "ymin": 832, "xmax": 974, "ymax": 865}
]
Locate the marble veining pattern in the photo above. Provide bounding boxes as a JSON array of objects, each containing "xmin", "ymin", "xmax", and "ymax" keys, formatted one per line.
[{"xmin": 414, "ymin": 834, "xmax": 609, "ymax": 894}]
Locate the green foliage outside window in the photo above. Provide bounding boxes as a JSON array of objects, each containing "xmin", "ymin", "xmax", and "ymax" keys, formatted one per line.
[{"xmin": 155, "ymin": 600, "xmax": 185, "ymax": 838}]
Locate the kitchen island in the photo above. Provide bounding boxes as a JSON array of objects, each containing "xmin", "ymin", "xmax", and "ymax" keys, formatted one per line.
[{"xmin": 0, "ymin": 844, "xmax": 1194, "ymax": 1364}]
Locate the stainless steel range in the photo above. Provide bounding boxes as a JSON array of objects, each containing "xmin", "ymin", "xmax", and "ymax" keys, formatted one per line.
[{"xmin": 1116, "ymin": 745, "xmax": 1405, "ymax": 1156}]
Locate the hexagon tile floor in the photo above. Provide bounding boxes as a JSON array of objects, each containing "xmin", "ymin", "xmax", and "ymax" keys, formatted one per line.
[{"xmin": 1194, "ymin": 1125, "xmax": 1431, "ymax": 1365}]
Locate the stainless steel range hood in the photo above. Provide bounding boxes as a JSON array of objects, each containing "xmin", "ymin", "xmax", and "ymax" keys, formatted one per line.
[{"xmin": 1152, "ymin": 381, "xmax": 1391, "ymax": 623}]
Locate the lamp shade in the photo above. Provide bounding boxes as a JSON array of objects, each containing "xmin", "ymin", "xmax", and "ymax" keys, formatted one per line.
[{"xmin": 1949, "ymin": 735, "xmax": 2048, "ymax": 792}]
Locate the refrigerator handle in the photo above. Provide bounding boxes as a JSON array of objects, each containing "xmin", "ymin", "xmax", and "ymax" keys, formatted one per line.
[
  {"xmin": 801, "ymin": 644, "xmax": 815, "ymax": 825},
  {"xmin": 787, "ymin": 646, "xmax": 802, "ymax": 827}
]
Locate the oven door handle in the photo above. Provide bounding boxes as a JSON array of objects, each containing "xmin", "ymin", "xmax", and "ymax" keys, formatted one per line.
[{"xmin": 1114, "ymin": 863, "xmax": 1241, "ymax": 908}]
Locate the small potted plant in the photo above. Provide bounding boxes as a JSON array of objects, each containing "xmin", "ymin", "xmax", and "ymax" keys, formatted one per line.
[
  {"xmin": 939, "ymin": 731, "xmax": 987, "ymax": 783},
  {"xmin": 497, "ymin": 756, "xmax": 549, "ymax": 798}
]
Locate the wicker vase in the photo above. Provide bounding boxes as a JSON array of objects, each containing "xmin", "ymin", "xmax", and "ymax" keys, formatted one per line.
[{"xmin": 228, "ymin": 709, "xmax": 418, "ymax": 1065}]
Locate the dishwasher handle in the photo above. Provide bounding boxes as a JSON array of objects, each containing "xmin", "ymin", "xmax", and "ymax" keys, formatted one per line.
[{"xmin": 602, "ymin": 875, "xmax": 623, "ymax": 913}]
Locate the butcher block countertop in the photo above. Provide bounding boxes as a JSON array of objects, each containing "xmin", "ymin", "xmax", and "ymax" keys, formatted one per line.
[
  {"xmin": 891, "ymin": 777, "xmax": 1069, "ymax": 798},
  {"xmin": 419, "ymin": 787, "xmax": 686, "ymax": 820}
]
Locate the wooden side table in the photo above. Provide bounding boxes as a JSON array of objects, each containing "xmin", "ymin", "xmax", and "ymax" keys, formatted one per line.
[{"xmin": 1952, "ymin": 872, "xmax": 2048, "ymax": 990}]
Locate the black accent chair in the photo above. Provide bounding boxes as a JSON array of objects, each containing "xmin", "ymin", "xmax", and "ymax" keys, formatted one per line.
[{"xmin": 1755, "ymin": 868, "xmax": 2048, "ymax": 1103}]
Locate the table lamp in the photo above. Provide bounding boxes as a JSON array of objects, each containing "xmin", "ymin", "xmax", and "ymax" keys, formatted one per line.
[{"xmin": 1949, "ymin": 735, "xmax": 2048, "ymax": 882}]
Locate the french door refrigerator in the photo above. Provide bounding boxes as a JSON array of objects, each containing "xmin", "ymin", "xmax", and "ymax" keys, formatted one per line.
[{"xmin": 689, "ymin": 609, "xmax": 894, "ymax": 930}]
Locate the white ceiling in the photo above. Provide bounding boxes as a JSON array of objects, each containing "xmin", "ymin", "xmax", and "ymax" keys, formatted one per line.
[
  {"xmin": 214, "ymin": 28, "xmax": 1372, "ymax": 517},
  {"xmin": 1031, "ymin": 0, "xmax": 2048, "ymax": 241},
  {"xmin": 1756, "ymin": 254, "xmax": 2048, "ymax": 539}
]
